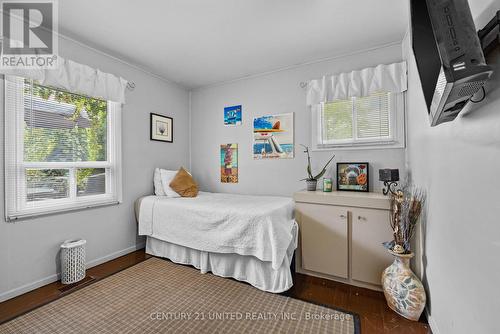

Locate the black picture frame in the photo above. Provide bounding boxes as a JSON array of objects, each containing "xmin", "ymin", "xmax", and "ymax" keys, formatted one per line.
[
  {"xmin": 150, "ymin": 113, "xmax": 173, "ymax": 143},
  {"xmin": 336, "ymin": 162, "xmax": 370, "ymax": 192}
]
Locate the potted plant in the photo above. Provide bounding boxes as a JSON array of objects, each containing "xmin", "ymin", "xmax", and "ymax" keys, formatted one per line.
[
  {"xmin": 300, "ymin": 145, "xmax": 335, "ymax": 191},
  {"xmin": 381, "ymin": 185, "xmax": 426, "ymax": 321}
]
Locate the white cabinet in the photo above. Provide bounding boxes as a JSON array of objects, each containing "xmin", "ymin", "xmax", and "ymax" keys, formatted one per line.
[
  {"xmin": 296, "ymin": 203, "xmax": 348, "ymax": 278},
  {"xmin": 294, "ymin": 191, "xmax": 393, "ymax": 290},
  {"xmin": 351, "ymin": 207, "xmax": 394, "ymax": 285}
]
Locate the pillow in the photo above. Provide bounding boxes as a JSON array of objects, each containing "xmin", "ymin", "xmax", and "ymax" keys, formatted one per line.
[
  {"xmin": 160, "ymin": 169, "xmax": 181, "ymax": 198},
  {"xmin": 169, "ymin": 167, "xmax": 198, "ymax": 197},
  {"xmin": 153, "ymin": 168, "xmax": 166, "ymax": 196}
]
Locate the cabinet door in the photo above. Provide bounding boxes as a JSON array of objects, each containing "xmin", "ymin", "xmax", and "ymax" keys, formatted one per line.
[
  {"xmin": 351, "ymin": 207, "xmax": 394, "ymax": 285},
  {"xmin": 296, "ymin": 203, "xmax": 348, "ymax": 279}
]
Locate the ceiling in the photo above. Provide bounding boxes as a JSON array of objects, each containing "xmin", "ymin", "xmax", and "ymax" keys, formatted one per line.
[{"xmin": 59, "ymin": 0, "xmax": 409, "ymax": 89}]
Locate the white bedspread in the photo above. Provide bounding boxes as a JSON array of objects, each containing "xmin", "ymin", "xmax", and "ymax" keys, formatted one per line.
[{"xmin": 138, "ymin": 192, "xmax": 295, "ymax": 270}]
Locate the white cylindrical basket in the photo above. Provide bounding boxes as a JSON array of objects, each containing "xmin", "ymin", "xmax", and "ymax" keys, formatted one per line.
[{"xmin": 60, "ymin": 239, "xmax": 86, "ymax": 284}]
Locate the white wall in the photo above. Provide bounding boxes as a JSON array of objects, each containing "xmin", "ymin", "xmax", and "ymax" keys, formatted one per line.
[
  {"xmin": 0, "ymin": 36, "xmax": 190, "ymax": 301},
  {"xmin": 190, "ymin": 43, "xmax": 406, "ymax": 197},
  {"xmin": 405, "ymin": 1, "xmax": 500, "ymax": 333}
]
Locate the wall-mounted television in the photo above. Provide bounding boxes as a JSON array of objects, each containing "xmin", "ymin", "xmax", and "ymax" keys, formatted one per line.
[
  {"xmin": 411, "ymin": 0, "xmax": 493, "ymax": 127},
  {"xmin": 478, "ymin": 10, "xmax": 499, "ymax": 55}
]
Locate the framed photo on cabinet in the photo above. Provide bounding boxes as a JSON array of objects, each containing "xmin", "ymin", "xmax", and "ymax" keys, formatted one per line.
[{"xmin": 336, "ymin": 162, "xmax": 369, "ymax": 192}]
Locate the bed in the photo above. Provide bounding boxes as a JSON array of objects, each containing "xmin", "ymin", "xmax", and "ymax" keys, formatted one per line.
[{"xmin": 135, "ymin": 192, "xmax": 297, "ymax": 293}]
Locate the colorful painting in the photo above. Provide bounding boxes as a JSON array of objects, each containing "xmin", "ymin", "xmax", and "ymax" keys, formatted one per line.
[
  {"xmin": 253, "ymin": 113, "xmax": 294, "ymax": 159},
  {"xmin": 336, "ymin": 162, "xmax": 369, "ymax": 192},
  {"xmin": 224, "ymin": 105, "xmax": 242, "ymax": 126},
  {"xmin": 220, "ymin": 144, "xmax": 238, "ymax": 183}
]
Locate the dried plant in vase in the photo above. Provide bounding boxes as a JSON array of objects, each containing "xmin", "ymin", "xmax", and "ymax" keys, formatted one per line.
[
  {"xmin": 381, "ymin": 184, "xmax": 427, "ymax": 322},
  {"xmin": 299, "ymin": 145, "xmax": 335, "ymax": 191},
  {"xmin": 383, "ymin": 185, "xmax": 426, "ymax": 254}
]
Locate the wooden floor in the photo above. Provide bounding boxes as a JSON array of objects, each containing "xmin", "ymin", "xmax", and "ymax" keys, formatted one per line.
[
  {"xmin": 0, "ymin": 249, "xmax": 431, "ymax": 334},
  {"xmin": 287, "ymin": 273, "xmax": 430, "ymax": 334},
  {"xmin": 0, "ymin": 249, "xmax": 151, "ymax": 325}
]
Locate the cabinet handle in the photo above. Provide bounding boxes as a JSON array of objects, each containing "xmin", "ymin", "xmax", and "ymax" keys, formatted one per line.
[
  {"xmin": 358, "ymin": 216, "xmax": 367, "ymax": 221},
  {"xmin": 340, "ymin": 214, "xmax": 347, "ymax": 219}
]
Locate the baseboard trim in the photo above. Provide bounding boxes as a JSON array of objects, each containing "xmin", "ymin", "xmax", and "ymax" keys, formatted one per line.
[
  {"xmin": 0, "ymin": 273, "xmax": 60, "ymax": 304},
  {"xmin": 426, "ymin": 310, "xmax": 440, "ymax": 334},
  {"xmin": 0, "ymin": 243, "xmax": 145, "ymax": 303},
  {"xmin": 85, "ymin": 243, "xmax": 145, "ymax": 269}
]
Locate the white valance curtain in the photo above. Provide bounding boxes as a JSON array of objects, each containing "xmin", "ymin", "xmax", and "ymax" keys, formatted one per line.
[
  {"xmin": 1, "ymin": 57, "xmax": 128, "ymax": 103},
  {"xmin": 306, "ymin": 61, "xmax": 407, "ymax": 106}
]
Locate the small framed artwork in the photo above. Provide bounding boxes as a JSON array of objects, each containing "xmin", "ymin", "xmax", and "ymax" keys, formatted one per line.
[
  {"xmin": 337, "ymin": 162, "xmax": 369, "ymax": 192},
  {"xmin": 224, "ymin": 105, "xmax": 242, "ymax": 126},
  {"xmin": 220, "ymin": 143, "xmax": 238, "ymax": 183},
  {"xmin": 150, "ymin": 113, "xmax": 173, "ymax": 143}
]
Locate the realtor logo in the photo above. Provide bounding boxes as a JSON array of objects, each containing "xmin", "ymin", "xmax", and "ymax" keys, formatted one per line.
[{"xmin": 1, "ymin": 0, "xmax": 58, "ymax": 69}]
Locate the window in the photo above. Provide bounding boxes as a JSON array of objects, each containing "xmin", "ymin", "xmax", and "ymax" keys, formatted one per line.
[
  {"xmin": 5, "ymin": 76, "xmax": 122, "ymax": 220},
  {"xmin": 312, "ymin": 92, "xmax": 405, "ymax": 150}
]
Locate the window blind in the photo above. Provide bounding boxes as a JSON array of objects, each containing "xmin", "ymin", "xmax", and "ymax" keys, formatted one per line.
[
  {"xmin": 322, "ymin": 99, "xmax": 353, "ymax": 142},
  {"xmin": 355, "ymin": 92, "xmax": 390, "ymax": 139},
  {"xmin": 318, "ymin": 92, "xmax": 395, "ymax": 147},
  {"xmin": 4, "ymin": 76, "xmax": 122, "ymax": 221}
]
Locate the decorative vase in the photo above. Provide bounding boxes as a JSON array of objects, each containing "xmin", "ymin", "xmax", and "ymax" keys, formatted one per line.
[
  {"xmin": 306, "ymin": 179, "xmax": 317, "ymax": 191},
  {"xmin": 382, "ymin": 251, "xmax": 426, "ymax": 321}
]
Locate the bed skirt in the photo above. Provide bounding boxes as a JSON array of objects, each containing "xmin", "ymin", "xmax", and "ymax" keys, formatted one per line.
[{"xmin": 145, "ymin": 223, "xmax": 297, "ymax": 293}]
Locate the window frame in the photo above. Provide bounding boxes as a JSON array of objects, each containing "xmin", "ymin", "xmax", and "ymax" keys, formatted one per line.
[
  {"xmin": 4, "ymin": 75, "xmax": 122, "ymax": 221},
  {"xmin": 311, "ymin": 92, "xmax": 406, "ymax": 151}
]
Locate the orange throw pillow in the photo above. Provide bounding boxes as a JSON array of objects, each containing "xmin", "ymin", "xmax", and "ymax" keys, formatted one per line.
[{"xmin": 169, "ymin": 167, "xmax": 198, "ymax": 197}]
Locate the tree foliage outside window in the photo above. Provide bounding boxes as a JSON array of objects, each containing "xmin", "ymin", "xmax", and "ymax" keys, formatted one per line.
[{"xmin": 24, "ymin": 80, "xmax": 107, "ymax": 191}]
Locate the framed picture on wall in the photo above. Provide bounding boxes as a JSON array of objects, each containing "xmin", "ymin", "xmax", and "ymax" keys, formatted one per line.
[
  {"xmin": 220, "ymin": 144, "xmax": 238, "ymax": 183},
  {"xmin": 336, "ymin": 162, "xmax": 369, "ymax": 192},
  {"xmin": 253, "ymin": 113, "xmax": 294, "ymax": 159},
  {"xmin": 150, "ymin": 113, "xmax": 173, "ymax": 143},
  {"xmin": 224, "ymin": 105, "xmax": 242, "ymax": 126}
]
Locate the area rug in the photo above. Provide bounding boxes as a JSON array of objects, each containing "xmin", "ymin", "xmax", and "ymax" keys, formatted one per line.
[{"xmin": 0, "ymin": 257, "xmax": 360, "ymax": 334}]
